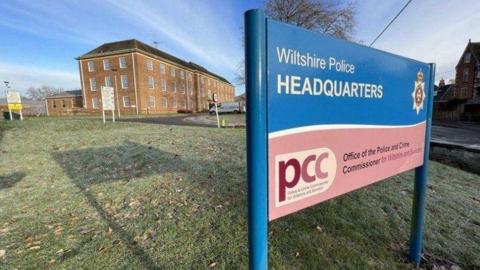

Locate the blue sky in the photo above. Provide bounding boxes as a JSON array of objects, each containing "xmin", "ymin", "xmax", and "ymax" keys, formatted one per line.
[{"xmin": 0, "ymin": 0, "xmax": 479, "ymax": 95}]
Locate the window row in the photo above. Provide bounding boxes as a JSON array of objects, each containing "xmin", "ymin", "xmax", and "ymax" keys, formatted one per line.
[
  {"xmin": 87, "ymin": 57, "xmax": 127, "ymax": 72},
  {"xmin": 91, "ymin": 96, "xmax": 187, "ymax": 109},
  {"xmin": 146, "ymin": 59, "xmax": 191, "ymax": 81},
  {"xmin": 89, "ymin": 76, "xmax": 129, "ymax": 91}
]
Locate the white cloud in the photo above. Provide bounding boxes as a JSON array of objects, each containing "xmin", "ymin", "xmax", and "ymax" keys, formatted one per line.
[{"xmin": 0, "ymin": 62, "xmax": 79, "ymax": 93}]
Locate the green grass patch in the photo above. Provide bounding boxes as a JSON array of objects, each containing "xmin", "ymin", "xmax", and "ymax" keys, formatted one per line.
[{"xmin": 0, "ymin": 117, "xmax": 478, "ymax": 269}]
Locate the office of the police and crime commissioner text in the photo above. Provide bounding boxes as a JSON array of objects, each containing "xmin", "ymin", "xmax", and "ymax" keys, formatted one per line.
[{"xmin": 275, "ymin": 47, "xmax": 384, "ymax": 99}]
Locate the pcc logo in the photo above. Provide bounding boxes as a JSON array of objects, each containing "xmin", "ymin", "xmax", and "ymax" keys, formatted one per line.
[{"xmin": 275, "ymin": 148, "xmax": 337, "ymax": 207}]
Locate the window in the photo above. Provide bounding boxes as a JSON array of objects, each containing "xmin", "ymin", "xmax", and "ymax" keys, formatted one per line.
[
  {"xmin": 89, "ymin": 78, "xmax": 97, "ymax": 91},
  {"xmin": 121, "ymin": 75, "xmax": 128, "ymax": 89},
  {"xmin": 170, "ymin": 66, "xmax": 176, "ymax": 77},
  {"xmin": 180, "ymin": 82, "xmax": 185, "ymax": 94},
  {"xmin": 87, "ymin": 61, "xmax": 95, "ymax": 72},
  {"xmin": 173, "ymin": 98, "xmax": 177, "ymax": 108},
  {"xmin": 477, "ymin": 70, "xmax": 480, "ymax": 79},
  {"xmin": 148, "ymin": 96, "xmax": 155, "ymax": 108},
  {"xmin": 201, "ymin": 86, "xmax": 205, "ymax": 97},
  {"xmin": 208, "ymin": 89, "xmax": 211, "ymax": 97},
  {"xmin": 92, "ymin": 97, "xmax": 99, "ymax": 108},
  {"xmin": 62, "ymin": 100, "xmax": 66, "ymax": 108},
  {"xmin": 146, "ymin": 59, "xmax": 153, "ymax": 70},
  {"xmin": 103, "ymin": 59, "xmax": 111, "ymax": 70},
  {"xmin": 188, "ymin": 82, "xmax": 193, "ymax": 95},
  {"xmin": 52, "ymin": 100, "xmax": 57, "ymax": 108},
  {"xmin": 172, "ymin": 81, "xmax": 176, "ymax": 92},
  {"xmin": 160, "ymin": 63, "xmax": 166, "ymax": 74},
  {"xmin": 123, "ymin": 96, "xmax": 131, "ymax": 107},
  {"xmin": 105, "ymin": 76, "xmax": 112, "ymax": 87},
  {"xmin": 148, "ymin": 76, "xmax": 155, "ymax": 89},
  {"xmin": 208, "ymin": 79, "xmax": 211, "ymax": 86},
  {"xmin": 161, "ymin": 79, "xmax": 166, "ymax": 91},
  {"xmin": 119, "ymin": 57, "xmax": 127, "ymax": 68},
  {"xmin": 162, "ymin": 97, "xmax": 168, "ymax": 108},
  {"xmin": 187, "ymin": 72, "xmax": 192, "ymax": 81},
  {"xmin": 180, "ymin": 70, "xmax": 185, "ymax": 79},
  {"xmin": 464, "ymin": 68, "xmax": 469, "ymax": 82},
  {"xmin": 465, "ymin": 52, "xmax": 471, "ymax": 63}
]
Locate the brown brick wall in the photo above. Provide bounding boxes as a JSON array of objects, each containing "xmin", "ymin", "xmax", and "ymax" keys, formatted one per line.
[
  {"xmin": 79, "ymin": 51, "xmax": 235, "ymax": 114},
  {"xmin": 46, "ymin": 96, "xmax": 83, "ymax": 115},
  {"xmin": 454, "ymin": 48, "xmax": 478, "ymax": 99}
]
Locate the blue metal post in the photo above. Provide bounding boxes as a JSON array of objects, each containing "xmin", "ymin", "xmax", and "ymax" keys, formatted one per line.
[
  {"xmin": 409, "ymin": 63, "xmax": 436, "ymax": 265},
  {"xmin": 245, "ymin": 9, "xmax": 268, "ymax": 270}
]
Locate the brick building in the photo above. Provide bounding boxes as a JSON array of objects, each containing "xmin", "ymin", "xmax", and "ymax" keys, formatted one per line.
[
  {"xmin": 76, "ymin": 39, "xmax": 235, "ymax": 114},
  {"xmin": 45, "ymin": 90, "xmax": 83, "ymax": 116},
  {"xmin": 434, "ymin": 40, "xmax": 480, "ymax": 121}
]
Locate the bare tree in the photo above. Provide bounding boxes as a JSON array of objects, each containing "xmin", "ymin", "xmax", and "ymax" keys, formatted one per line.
[
  {"xmin": 236, "ymin": 0, "xmax": 355, "ymax": 85},
  {"xmin": 26, "ymin": 86, "xmax": 64, "ymax": 101}
]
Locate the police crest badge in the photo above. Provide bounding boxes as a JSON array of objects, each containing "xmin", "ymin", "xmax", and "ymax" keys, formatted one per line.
[{"xmin": 412, "ymin": 69, "xmax": 425, "ymax": 114}]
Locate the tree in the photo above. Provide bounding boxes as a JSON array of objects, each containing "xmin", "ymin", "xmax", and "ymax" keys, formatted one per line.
[
  {"xmin": 266, "ymin": 0, "xmax": 354, "ymax": 39},
  {"xmin": 236, "ymin": 0, "xmax": 355, "ymax": 85},
  {"xmin": 26, "ymin": 86, "xmax": 64, "ymax": 101}
]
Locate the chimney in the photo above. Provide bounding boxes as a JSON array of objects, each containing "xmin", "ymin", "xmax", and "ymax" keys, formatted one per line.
[{"xmin": 439, "ymin": 78, "xmax": 445, "ymax": 87}]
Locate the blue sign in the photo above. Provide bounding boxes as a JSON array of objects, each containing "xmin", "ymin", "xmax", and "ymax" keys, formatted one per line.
[{"xmin": 245, "ymin": 9, "xmax": 435, "ymax": 270}]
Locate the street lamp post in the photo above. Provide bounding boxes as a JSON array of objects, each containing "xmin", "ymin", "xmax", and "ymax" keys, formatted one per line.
[
  {"xmin": 3, "ymin": 81, "xmax": 12, "ymax": 120},
  {"xmin": 111, "ymin": 68, "xmax": 121, "ymax": 118}
]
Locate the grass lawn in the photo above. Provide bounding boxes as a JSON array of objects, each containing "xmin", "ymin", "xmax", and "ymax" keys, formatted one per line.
[{"xmin": 0, "ymin": 117, "xmax": 478, "ymax": 269}]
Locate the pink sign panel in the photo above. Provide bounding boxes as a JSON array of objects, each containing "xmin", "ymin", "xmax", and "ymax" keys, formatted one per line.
[{"xmin": 268, "ymin": 123, "xmax": 426, "ymax": 220}]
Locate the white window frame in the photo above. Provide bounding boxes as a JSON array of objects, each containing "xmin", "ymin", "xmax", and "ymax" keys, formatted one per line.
[
  {"xmin": 148, "ymin": 96, "xmax": 156, "ymax": 108},
  {"xmin": 123, "ymin": 96, "xmax": 131, "ymax": 107},
  {"xmin": 87, "ymin": 61, "xmax": 95, "ymax": 72},
  {"xmin": 162, "ymin": 97, "xmax": 168, "ymax": 108},
  {"xmin": 465, "ymin": 52, "xmax": 471, "ymax": 63},
  {"xmin": 161, "ymin": 79, "xmax": 166, "ymax": 91},
  {"xmin": 148, "ymin": 76, "xmax": 155, "ymax": 89},
  {"xmin": 105, "ymin": 76, "xmax": 112, "ymax": 87},
  {"xmin": 172, "ymin": 81, "xmax": 176, "ymax": 92},
  {"xmin": 89, "ymin": 78, "xmax": 97, "ymax": 91},
  {"xmin": 119, "ymin": 57, "xmax": 127, "ymax": 68},
  {"xmin": 160, "ymin": 63, "xmax": 166, "ymax": 74},
  {"xmin": 170, "ymin": 66, "xmax": 176, "ymax": 77},
  {"xmin": 180, "ymin": 82, "xmax": 185, "ymax": 94},
  {"xmin": 187, "ymin": 72, "xmax": 192, "ymax": 81},
  {"xmin": 146, "ymin": 59, "xmax": 153, "ymax": 70},
  {"xmin": 173, "ymin": 97, "xmax": 177, "ymax": 108},
  {"xmin": 180, "ymin": 70, "xmax": 185, "ymax": 79},
  {"xmin": 121, "ymin": 75, "xmax": 128, "ymax": 89},
  {"xmin": 103, "ymin": 59, "xmax": 111, "ymax": 70},
  {"xmin": 92, "ymin": 97, "xmax": 99, "ymax": 108}
]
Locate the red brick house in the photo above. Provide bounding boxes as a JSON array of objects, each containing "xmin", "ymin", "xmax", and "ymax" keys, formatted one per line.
[
  {"xmin": 45, "ymin": 90, "xmax": 83, "ymax": 116},
  {"xmin": 434, "ymin": 40, "xmax": 480, "ymax": 121}
]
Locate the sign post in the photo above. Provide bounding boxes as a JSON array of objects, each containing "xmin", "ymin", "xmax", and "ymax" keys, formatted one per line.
[
  {"xmin": 6, "ymin": 91, "xmax": 23, "ymax": 121},
  {"xmin": 245, "ymin": 9, "xmax": 434, "ymax": 269},
  {"xmin": 101, "ymin": 86, "xmax": 115, "ymax": 124},
  {"xmin": 213, "ymin": 93, "xmax": 220, "ymax": 128}
]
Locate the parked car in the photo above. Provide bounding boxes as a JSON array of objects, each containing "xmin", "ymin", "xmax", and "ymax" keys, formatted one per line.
[{"xmin": 209, "ymin": 102, "xmax": 242, "ymax": 114}]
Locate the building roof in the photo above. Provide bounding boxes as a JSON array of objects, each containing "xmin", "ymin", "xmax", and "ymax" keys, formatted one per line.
[
  {"xmin": 77, "ymin": 39, "xmax": 232, "ymax": 85},
  {"xmin": 469, "ymin": 42, "xmax": 480, "ymax": 62},
  {"xmin": 434, "ymin": 83, "xmax": 455, "ymax": 102},
  {"xmin": 47, "ymin": 90, "xmax": 83, "ymax": 99}
]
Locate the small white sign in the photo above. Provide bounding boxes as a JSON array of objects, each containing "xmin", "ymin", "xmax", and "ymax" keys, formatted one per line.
[
  {"xmin": 6, "ymin": 91, "xmax": 21, "ymax": 104},
  {"xmin": 101, "ymin": 86, "xmax": 115, "ymax": 110}
]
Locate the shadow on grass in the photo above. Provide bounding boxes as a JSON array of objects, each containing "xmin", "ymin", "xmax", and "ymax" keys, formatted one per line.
[
  {"xmin": 0, "ymin": 171, "xmax": 26, "ymax": 189},
  {"xmin": 51, "ymin": 140, "xmax": 218, "ymax": 269}
]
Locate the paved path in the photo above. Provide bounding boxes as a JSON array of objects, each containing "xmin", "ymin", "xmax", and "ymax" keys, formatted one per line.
[
  {"xmin": 118, "ymin": 114, "xmax": 213, "ymax": 128},
  {"xmin": 431, "ymin": 121, "xmax": 480, "ymax": 151}
]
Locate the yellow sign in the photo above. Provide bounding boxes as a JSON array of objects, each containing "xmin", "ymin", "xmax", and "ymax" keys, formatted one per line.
[{"xmin": 7, "ymin": 103, "xmax": 22, "ymax": 110}]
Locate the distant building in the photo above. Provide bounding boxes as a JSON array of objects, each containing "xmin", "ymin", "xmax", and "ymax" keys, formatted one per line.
[
  {"xmin": 76, "ymin": 39, "xmax": 235, "ymax": 114},
  {"xmin": 0, "ymin": 97, "xmax": 46, "ymax": 116},
  {"xmin": 433, "ymin": 40, "xmax": 480, "ymax": 121},
  {"xmin": 45, "ymin": 90, "xmax": 83, "ymax": 116}
]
